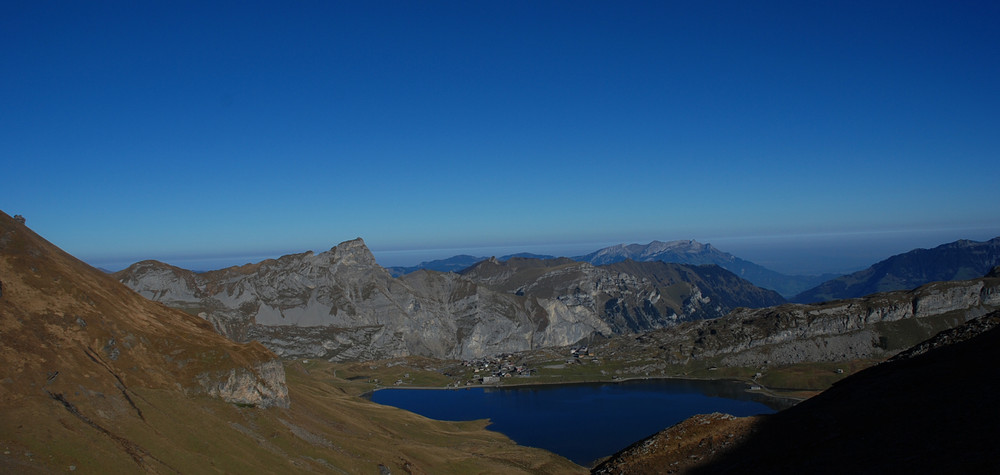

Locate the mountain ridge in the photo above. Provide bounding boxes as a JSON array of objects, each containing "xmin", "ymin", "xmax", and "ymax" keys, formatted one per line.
[
  {"xmin": 793, "ymin": 236, "xmax": 1000, "ymax": 303},
  {"xmin": 576, "ymin": 239, "xmax": 838, "ymax": 298},
  {"xmin": 384, "ymin": 239, "xmax": 836, "ymax": 298},
  {"xmin": 587, "ymin": 267, "xmax": 1000, "ymax": 378},
  {"xmin": 386, "ymin": 252, "xmax": 555, "ymax": 277},
  {"xmin": 115, "ymin": 240, "xmax": 784, "ymax": 361}
]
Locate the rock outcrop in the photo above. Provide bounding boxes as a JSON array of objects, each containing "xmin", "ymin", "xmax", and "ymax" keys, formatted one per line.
[
  {"xmin": 197, "ymin": 359, "xmax": 289, "ymax": 408},
  {"xmin": 116, "ymin": 239, "xmax": 784, "ymax": 361}
]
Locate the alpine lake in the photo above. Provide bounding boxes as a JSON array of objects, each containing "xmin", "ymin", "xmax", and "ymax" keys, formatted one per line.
[{"xmin": 367, "ymin": 378, "xmax": 792, "ymax": 467}]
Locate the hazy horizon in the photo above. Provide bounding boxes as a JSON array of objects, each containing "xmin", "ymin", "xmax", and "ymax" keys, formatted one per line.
[
  {"xmin": 83, "ymin": 225, "xmax": 1000, "ymax": 277},
  {"xmin": 4, "ymin": 2, "xmax": 998, "ymax": 274}
]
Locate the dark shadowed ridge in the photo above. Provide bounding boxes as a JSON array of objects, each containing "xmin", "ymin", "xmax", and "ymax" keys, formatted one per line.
[
  {"xmin": 685, "ymin": 309, "xmax": 1000, "ymax": 474},
  {"xmin": 592, "ymin": 309, "xmax": 1000, "ymax": 474},
  {"xmin": 793, "ymin": 237, "xmax": 1000, "ymax": 303}
]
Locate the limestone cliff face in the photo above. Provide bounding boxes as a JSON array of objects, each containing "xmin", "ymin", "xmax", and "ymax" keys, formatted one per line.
[
  {"xmin": 622, "ymin": 273, "xmax": 1000, "ymax": 368},
  {"xmin": 117, "ymin": 240, "xmax": 611, "ymax": 360},
  {"xmin": 116, "ymin": 239, "xmax": 782, "ymax": 361}
]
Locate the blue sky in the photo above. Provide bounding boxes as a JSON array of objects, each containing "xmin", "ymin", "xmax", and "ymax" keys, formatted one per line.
[{"xmin": 3, "ymin": 1, "xmax": 999, "ymax": 274}]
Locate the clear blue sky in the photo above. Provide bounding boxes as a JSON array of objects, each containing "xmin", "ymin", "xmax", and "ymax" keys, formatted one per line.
[{"xmin": 3, "ymin": 1, "xmax": 999, "ymax": 274}]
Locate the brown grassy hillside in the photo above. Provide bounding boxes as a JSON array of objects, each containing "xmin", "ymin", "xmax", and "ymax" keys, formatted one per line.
[{"xmin": 0, "ymin": 211, "xmax": 582, "ymax": 473}]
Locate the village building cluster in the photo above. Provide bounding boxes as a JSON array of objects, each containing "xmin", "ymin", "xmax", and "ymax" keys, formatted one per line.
[
  {"xmin": 456, "ymin": 346, "xmax": 600, "ymax": 386},
  {"xmin": 461, "ymin": 353, "xmax": 534, "ymax": 385}
]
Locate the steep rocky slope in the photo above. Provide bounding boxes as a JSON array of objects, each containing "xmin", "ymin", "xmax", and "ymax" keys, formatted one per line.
[
  {"xmin": 116, "ymin": 242, "xmax": 783, "ymax": 361},
  {"xmin": 577, "ymin": 240, "xmax": 837, "ymax": 298},
  {"xmin": 793, "ymin": 236, "xmax": 1000, "ymax": 303},
  {"xmin": 0, "ymin": 212, "xmax": 289, "ymax": 406},
  {"xmin": 0, "ymin": 211, "xmax": 287, "ymax": 470},
  {"xmin": 117, "ymin": 241, "xmax": 609, "ymax": 361},
  {"xmin": 592, "ymin": 270, "xmax": 1000, "ymax": 374}
]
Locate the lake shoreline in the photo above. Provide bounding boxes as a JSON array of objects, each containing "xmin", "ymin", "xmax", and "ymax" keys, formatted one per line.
[
  {"xmin": 362, "ymin": 374, "xmax": 806, "ymax": 408},
  {"xmin": 368, "ymin": 375, "xmax": 788, "ymax": 466}
]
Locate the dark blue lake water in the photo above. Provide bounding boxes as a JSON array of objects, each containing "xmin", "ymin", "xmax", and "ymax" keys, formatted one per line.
[{"xmin": 368, "ymin": 379, "xmax": 789, "ymax": 466}]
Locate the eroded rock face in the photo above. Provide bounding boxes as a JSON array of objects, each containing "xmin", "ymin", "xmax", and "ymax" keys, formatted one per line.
[
  {"xmin": 197, "ymin": 359, "xmax": 289, "ymax": 408},
  {"xmin": 116, "ymin": 239, "xmax": 783, "ymax": 361}
]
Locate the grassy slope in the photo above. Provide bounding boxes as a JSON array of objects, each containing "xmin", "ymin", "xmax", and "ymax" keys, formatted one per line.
[{"xmin": 1, "ymin": 360, "xmax": 585, "ymax": 474}]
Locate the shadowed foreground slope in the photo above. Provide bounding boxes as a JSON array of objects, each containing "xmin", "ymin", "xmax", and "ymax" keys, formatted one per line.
[
  {"xmin": 0, "ymin": 211, "xmax": 583, "ymax": 474},
  {"xmin": 594, "ymin": 310, "xmax": 1000, "ymax": 474}
]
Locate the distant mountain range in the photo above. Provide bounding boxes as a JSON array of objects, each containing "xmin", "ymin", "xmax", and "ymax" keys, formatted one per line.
[
  {"xmin": 115, "ymin": 239, "xmax": 783, "ymax": 361},
  {"xmin": 386, "ymin": 253, "xmax": 553, "ymax": 277},
  {"xmin": 388, "ymin": 240, "xmax": 836, "ymax": 298},
  {"xmin": 122, "ymin": 234, "xmax": 1000, "ymax": 364},
  {"xmin": 575, "ymin": 240, "xmax": 838, "ymax": 298},
  {"xmin": 387, "ymin": 237, "xmax": 1000, "ymax": 304},
  {"xmin": 792, "ymin": 237, "xmax": 1000, "ymax": 303}
]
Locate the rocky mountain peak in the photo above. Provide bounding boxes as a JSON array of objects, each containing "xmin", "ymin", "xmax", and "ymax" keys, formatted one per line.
[
  {"xmin": 119, "ymin": 259, "xmax": 188, "ymax": 277},
  {"xmin": 645, "ymin": 239, "xmax": 707, "ymax": 254},
  {"xmin": 582, "ymin": 239, "xmax": 729, "ymax": 266},
  {"xmin": 325, "ymin": 237, "xmax": 378, "ymax": 268},
  {"xmin": 245, "ymin": 238, "xmax": 382, "ymax": 278}
]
